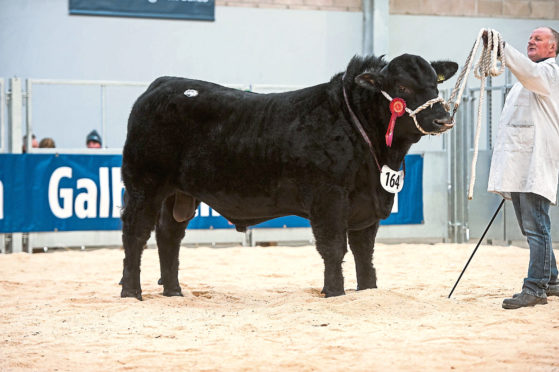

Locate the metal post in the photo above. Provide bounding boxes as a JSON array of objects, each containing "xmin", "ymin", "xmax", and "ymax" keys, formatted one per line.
[
  {"xmin": 101, "ymin": 85, "xmax": 107, "ymax": 148},
  {"xmin": 0, "ymin": 78, "xmax": 5, "ymax": 153},
  {"xmin": 8, "ymin": 78, "xmax": 22, "ymax": 153},
  {"xmin": 25, "ymin": 79, "xmax": 33, "ymax": 153},
  {"xmin": 362, "ymin": 0, "xmax": 389, "ymax": 56},
  {"xmin": 448, "ymin": 90, "xmax": 471, "ymax": 243},
  {"xmin": 8, "ymin": 78, "xmax": 23, "ymax": 253}
]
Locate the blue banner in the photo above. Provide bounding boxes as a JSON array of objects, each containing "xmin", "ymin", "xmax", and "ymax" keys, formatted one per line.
[
  {"xmin": 0, "ymin": 154, "xmax": 423, "ymax": 233},
  {"xmin": 381, "ymin": 153, "xmax": 424, "ymax": 225},
  {"xmin": 0, "ymin": 154, "xmax": 124, "ymax": 232},
  {"xmin": 69, "ymin": 0, "xmax": 215, "ymax": 22}
]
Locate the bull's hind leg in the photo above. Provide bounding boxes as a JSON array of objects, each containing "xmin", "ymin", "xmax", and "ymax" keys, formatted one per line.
[
  {"xmin": 156, "ymin": 192, "xmax": 198, "ymax": 297},
  {"xmin": 310, "ymin": 186, "xmax": 349, "ymax": 297},
  {"xmin": 348, "ymin": 222, "xmax": 379, "ymax": 290},
  {"xmin": 121, "ymin": 189, "xmax": 163, "ymax": 300}
]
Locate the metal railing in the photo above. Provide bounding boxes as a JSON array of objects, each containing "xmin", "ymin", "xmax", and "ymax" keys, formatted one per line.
[
  {"xmin": 22, "ymin": 78, "xmax": 304, "ymax": 151},
  {"xmin": 25, "ymin": 78, "xmax": 150, "ymax": 152},
  {"xmin": 447, "ymin": 70, "xmax": 521, "ymax": 243},
  {"xmin": 0, "ymin": 78, "xmax": 4, "ymax": 153}
]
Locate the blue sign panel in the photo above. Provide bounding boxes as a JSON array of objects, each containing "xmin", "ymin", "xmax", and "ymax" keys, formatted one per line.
[
  {"xmin": 0, "ymin": 154, "xmax": 124, "ymax": 233},
  {"xmin": 69, "ymin": 0, "xmax": 215, "ymax": 22},
  {"xmin": 0, "ymin": 154, "xmax": 423, "ymax": 233},
  {"xmin": 381, "ymin": 153, "xmax": 423, "ymax": 225}
]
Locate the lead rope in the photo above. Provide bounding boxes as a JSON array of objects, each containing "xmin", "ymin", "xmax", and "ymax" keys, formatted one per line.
[{"xmin": 447, "ymin": 28, "xmax": 506, "ymax": 199}]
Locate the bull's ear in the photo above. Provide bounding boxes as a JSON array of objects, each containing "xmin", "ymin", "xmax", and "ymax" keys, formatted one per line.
[
  {"xmin": 355, "ymin": 71, "xmax": 383, "ymax": 91},
  {"xmin": 431, "ymin": 61, "xmax": 459, "ymax": 84}
]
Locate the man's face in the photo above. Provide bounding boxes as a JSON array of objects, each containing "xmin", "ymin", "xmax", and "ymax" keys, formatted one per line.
[{"xmin": 527, "ymin": 27, "xmax": 556, "ymax": 62}]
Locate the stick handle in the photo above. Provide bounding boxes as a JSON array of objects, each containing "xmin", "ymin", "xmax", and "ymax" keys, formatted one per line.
[{"xmin": 448, "ymin": 199, "xmax": 505, "ymax": 298}]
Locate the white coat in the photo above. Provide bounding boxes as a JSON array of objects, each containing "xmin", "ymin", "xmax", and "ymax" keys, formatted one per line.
[{"xmin": 487, "ymin": 44, "xmax": 559, "ymax": 204}]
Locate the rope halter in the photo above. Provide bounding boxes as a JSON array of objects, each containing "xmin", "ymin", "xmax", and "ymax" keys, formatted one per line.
[
  {"xmin": 444, "ymin": 28, "xmax": 505, "ymax": 200},
  {"xmin": 379, "ymin": 90, "xmax": 452, "ymax": 136}
]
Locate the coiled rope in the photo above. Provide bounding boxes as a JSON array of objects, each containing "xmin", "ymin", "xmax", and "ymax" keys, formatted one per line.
[{"xmin": 446, "ymin": 28, "xmax": 506, "ymax": 200}]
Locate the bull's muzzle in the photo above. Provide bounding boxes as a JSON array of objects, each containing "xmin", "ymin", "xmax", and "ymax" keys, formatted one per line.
[{"xmin": 433, "ymin": 117, "xmax": 455, "ymax": 133}]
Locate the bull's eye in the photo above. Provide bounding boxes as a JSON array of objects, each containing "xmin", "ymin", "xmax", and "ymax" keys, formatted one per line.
[{"xmin": 398, "ymin": 85, "xmax": 411, "ymax": 95}]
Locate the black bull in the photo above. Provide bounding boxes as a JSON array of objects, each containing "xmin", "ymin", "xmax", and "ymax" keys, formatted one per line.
[{"xmin": 120, "ymin": 54, "xmax": 458, "ymax": 300}]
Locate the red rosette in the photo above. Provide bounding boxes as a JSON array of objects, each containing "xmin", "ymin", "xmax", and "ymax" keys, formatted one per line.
[
  {"xmin": 385, "ymin": 97, "xmax": 407, "ymax": 147},
  {"xmin": 389, "ymin": 97, "xmax": 406, "ymax": 117}
]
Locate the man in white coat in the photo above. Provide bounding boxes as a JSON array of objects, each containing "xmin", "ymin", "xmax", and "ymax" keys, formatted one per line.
[{"xmin": 487, "ymin": 27, "xmax": 559, "ymax": 309}]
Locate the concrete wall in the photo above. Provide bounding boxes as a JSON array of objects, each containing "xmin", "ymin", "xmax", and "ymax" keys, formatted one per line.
[
  {"xmin": 0, "ymin": 1, "xmax": 361, "ymax": 84},
  {"xmin": 390, "ymin": 0, "xmax": 559, "ymax": 19},
  {"xmin": 0, "ymin": 0, "xmax": 362, "ymax": 148}
]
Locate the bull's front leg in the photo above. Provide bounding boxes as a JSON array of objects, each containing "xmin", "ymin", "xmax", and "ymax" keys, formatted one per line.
[
  {"xmin": 348, "ymin": 222, "xmax": 379, "ymax": 290},
  {"xmin": 310, "ymin": 186, "xmax": 349, "ymax": 297}
]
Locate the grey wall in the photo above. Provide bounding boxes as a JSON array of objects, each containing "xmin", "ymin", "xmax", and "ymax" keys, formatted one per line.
[
  {"xmin": 0, "ymin": 0, "xmax": 362, "ymax": 84},
  {"xmin": 0, "ymin": 0, "xmax": 362, "ymax": 148}
]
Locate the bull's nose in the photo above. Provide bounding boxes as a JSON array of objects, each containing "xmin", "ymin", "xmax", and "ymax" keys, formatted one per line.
[{"xmin": 434, "ymin": 117, "xmax": 454, "ymax": 127}]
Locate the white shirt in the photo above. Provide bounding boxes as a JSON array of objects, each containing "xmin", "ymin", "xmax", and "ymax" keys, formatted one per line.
[{"xmin": 487, "ymin": 44, "xmax": 559, "ymax": 204}]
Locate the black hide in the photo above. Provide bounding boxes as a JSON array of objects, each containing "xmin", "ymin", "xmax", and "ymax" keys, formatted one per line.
[{"xmin": 120, "ymin": 54, "xmax": 458, "ymax": 300}]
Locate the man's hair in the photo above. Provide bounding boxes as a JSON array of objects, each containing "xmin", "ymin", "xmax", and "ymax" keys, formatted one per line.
[{"xmin": 547, "ymin": 26, "xmax": 559, "ymax": 56}]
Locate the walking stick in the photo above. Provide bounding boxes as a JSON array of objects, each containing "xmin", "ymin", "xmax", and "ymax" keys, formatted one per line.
[{"xmin": 448, "ymin": 198, "xmax": 505, "ymax": 298}]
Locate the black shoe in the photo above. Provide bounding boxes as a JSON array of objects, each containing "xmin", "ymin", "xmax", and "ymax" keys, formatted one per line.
[
  {"xmin": 512, "ymin": 284, "xmax": 559, "ymax": 298},
  {"xmin": 503, "ymin": 291, "xmax": 547, "ymax": 309}
]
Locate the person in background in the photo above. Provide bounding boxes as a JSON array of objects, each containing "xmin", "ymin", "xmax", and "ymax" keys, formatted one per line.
[
  {"xmin": 86, "ymin": 130, "xmax": 102, "ymax": 148},
  {"xmin": 39, "ymin": 137, "xmax": 56, "ymax": 148},
  {"xmin": 22, "ymin": 134, "xmax": 38, "ymax": 153},
  {"xmin": 486, "ymin": 27, "xmax": 559, "ymax": 309}
]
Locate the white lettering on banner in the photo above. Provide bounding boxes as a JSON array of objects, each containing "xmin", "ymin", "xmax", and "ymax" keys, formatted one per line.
[
  {"xmin": 48, "ymin": 166, "xmax": 123, "ymax": 219},
  {"xmin": 99, "ymin": 167, "xmax": 110, "ymax": 218},
  {"xmin": 75, "ymin": 178, "xmax": 98, "ymax": 219},
  {"xmin": 392, "ymin": 193, "xmax": 398, "ymax": 213},
  {"xmin": 196, "ymin": 203, "xmax": 221, "ymax": 217},
  {"xmin": 0, "ymin": 180, "xmax": 3, "ymax": 220},
  {"xmin": 49, "ymin": 167, "xmax": 73, "ymax": 218},
  {"xmin": 111, "ymin": 168, "xmax": 125, "ymax": 218}
]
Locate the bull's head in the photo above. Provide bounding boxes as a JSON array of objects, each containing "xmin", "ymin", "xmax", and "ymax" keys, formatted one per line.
[{"xmin": 354, "ymin": 54, "xmax": 458, "ymax": 145}]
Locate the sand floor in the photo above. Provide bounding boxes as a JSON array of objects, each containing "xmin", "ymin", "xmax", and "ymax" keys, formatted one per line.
[{"xmin": 0, "ymin": 243, "xmax": 558, "ymax": 371}]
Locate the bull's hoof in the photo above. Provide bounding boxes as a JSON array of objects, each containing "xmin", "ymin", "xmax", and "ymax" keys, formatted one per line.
[
  {"xmin": 158, "ymin": 278, "xmax": 163, "ymax": 285},
  {"xmin": 163, "ymin": 288, "xmax": 183, "ymax": 297},
  {"xmin": 356, "ymin": 284, "xmax": 377, "ymax": 291},
  {"xmin": 121, "ymin": 288, "xmax": 143, "ymax": 301},
  {"xmin": 321, "ymin": 288, "xmax": 346, "ymax": 298}
]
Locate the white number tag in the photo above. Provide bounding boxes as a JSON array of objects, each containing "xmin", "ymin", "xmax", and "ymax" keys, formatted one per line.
[{"xmin": 380, "ymin": 165, "xmax": 404, "ymax": 193}]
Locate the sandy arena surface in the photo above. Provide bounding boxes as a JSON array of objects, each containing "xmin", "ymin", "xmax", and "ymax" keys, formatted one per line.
[{"xmin": 0, "ymin": 242, "xmax": 558, "ymax": 371}]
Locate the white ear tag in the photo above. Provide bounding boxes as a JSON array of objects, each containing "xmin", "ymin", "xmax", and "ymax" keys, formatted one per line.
[
  {"xmin": 184, "ymin": 89, "xmax": 198, "ymax": 97},
  {"xmin": 380, "ymin": 165, "xmax": 404, "ymax": 193}
]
